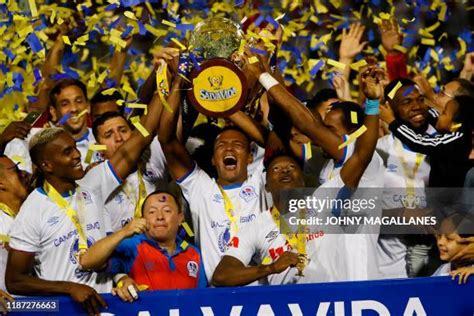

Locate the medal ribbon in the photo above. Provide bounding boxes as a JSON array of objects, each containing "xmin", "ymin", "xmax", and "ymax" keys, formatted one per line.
[
  {"xmin": 270, "ymin": 206, "xmax": 306, "ymax": 256},
  {"xmin": 395, "ymin": 139, "xmax": 424, "ymax": 197},
  {"xmin": 217, "ymin": 186, "xmax": 239, "ymax": 236},
  {"xmin": 44, "ymin": 181, "xmax": 88, "ymax": 252}
]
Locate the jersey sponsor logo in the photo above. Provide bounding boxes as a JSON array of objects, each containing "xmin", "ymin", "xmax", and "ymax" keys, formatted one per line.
[
  {"xmin": 114, "ymin": 193, "xmax": 125, "ymax": 204},
  {"xmin": 228, "ymin": 236, "xmax": 239, "ymax": 248},
  {"xmin": 268, "ymin": 242, "xmax": 292, "ymax": 260},
  {"xmin": 187, "ymin": 261, "xmax": 199, "ymax": 278},
  {"xmin": 240, "ymin": 186, "xmax": 257, "ymax": 202},
  {"xmin": 81, "ymin": 191, "xmax": 93, "ymax": 205},
  {"xmin": 211, "ymin": 220, "xmax": 226, "ymax": 229},
  {"xmin": 387, "ymin": 163, "xmax": 398, "ymax": 172},
  {"xmin": 144, "ymin": 261, "xmax": 155, "ymax": 271},
  {"xmin": 240, "ymin": 214, "xmax": 256, "ymax": 223},
  {"xmin": 218, "ymin": 226, "xmax": 231, "ymax": 253},
  {"xmin": 265, "ymin": 231, "xmax": 279, "ymax": 242},
  {"xmin": 54, "ymin": 222, "xmax": 101, "ymax": 247},
  {"xmin": 47, "ymin": 216, "xmax": 60, "ymax": 226},
  {"xmin": 213, "ymin": 194, "xmax": 224, "ymax": 203}
]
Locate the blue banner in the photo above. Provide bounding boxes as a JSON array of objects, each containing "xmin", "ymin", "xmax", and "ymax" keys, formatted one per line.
[{"xmin": 14, "ymin": 277, "xmax": 474, "ymax": 315}]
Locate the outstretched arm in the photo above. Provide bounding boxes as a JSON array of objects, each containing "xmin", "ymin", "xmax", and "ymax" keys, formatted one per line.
[
  {"xmin": 80, "ymin": 219, "xmax": 146, "ymax": 270},
  {"xmin": 242, "ymin": 49, "xmax": 345, "ymax": 161},
  {"xmin": 109, "ymin": 81, "xmax": 164, "ymax": 180},
  {"xmin": 340, "ymin": 67, "xmax": 383, "ymax": 189}
]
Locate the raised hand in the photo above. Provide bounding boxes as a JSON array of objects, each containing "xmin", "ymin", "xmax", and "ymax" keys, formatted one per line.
[
  {"xmin": 0, "ymin": 121, "xmax": 31, "ymax": 151},
  {"xmin": 111, "ymin": 276, "xmax": 139, "ymax": 302},
  {"xmin": 379, "ymin": 18, "xmax": 402, "ymax": 52},
  {"xmin": 122, "ymin": 218, "xmax": 147, "ymax": 238},
  {"xmin": 361, "ymin": 66, "xmax": 386, "ymax": 100},
  {"xmin": 339, "ymin": 23, "xmax": 368, "ymax": 60}
]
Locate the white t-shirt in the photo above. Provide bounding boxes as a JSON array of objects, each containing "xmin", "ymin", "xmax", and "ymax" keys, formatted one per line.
[
  {"xmin": 0, "ymin": 211, "xmax": 14, "ymax": 292},
  {"xmin": 104, "ymin": 138, "xmax": 168, "ymax": 232},
  {"xmin": 177, "ymin": 163, "xmax": 265, "ymax": 280},
  {"xmin": 8, "ymin": 161, "xmax": 122, "ymax": 293},
  {"xmin": 375, "ymin": 134, "xmax": 430, "ymax": 279},
  {"xmin": 4, "ymin": 128, "xmax": 97, "ymax": 173}
]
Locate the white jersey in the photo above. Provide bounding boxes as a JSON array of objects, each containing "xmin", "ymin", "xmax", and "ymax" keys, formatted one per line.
[
  {"xmin": 104, "ymin": 138, "xmax": 168, "ymax": 232},
  {"xmin": 4, "ymin": 128, "xmax": 97, "ymax": 173},
  {"xmin": 375, "ymin": 134, "xmax": 430, "ymax": 279},
  {"xmin": 319, "ymin": 135, "xmax": 384, "ymax": 188},
  {"xmin": 177, "ymin": 163, "xmax": 264, "ymax": 280},
  {"xmin": 8, "ymin": 161, "xmax": 122, "ymax": 293},
  {"xmin": 0, "ymin": 211, "xmax": 14, "ymax": 292},
  {"xmin": 226, "ymin": 208, "xmax": 340, "ymax": 285}
]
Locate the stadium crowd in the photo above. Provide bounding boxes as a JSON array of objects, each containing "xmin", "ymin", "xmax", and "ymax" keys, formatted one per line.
[{"xmin": 0, "ymin": 0, "xmax": 473, "ymax": 314}]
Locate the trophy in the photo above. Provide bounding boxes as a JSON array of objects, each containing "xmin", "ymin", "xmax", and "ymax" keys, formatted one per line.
[{"xmin": 186, "ymin": 17, "xmax": 249, "ymax": 118}]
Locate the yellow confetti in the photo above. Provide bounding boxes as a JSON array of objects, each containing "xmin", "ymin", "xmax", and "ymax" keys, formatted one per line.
[
  {"xmin": 97, "ymin": 70, "xmax": 108, "ymax": 84},
  {"xmin": 116, "ymin": 100, "xmax": 125, "ymax": 106},
  {"xmin": 28, "ymin": 0, "xmax": 38, "ymax": 17},
  {"xmin": 181, "ymin": 222, "xmax": 194, "ymax": 237},
  {"xmin": 421, "ymin": 38, "xmax": 435, "ymax": 46},
  {"xmin": 326, "ymin": 59, "xmax": 346, "ymax": 70},
  {"xmin": 418, "ymin": 29, "xmax": 434, "ymax": 38},
  {"xmin": 350, "ymin": 111, "xmax": 358, "ymax": 124},
  {"xmin": 161, "ymin": 20, "xmax": 176, "ymax": 28},
  {"xmin": 394, "ymin": 45, "xmax": 407, "ymax": 54},
  {"xmin": 438, "ymin": 4, "xmax": 447, "ymax": 21},
  {"xmin": 124, "ymin": 11, "xmax": 137, "ymax": 20},
  {"xmin": 402, "ymin": 17, "xmax": 416, "ymax": 24},
  {"xmin": 57, "ymin": 17, "xmax": 64, "ymax": 25},
  {"xmin": 137, "ymin": 284, "xmax": 149, "ymax": 291},
  {"xmin": 130, "ymin": 116, "xmax": 150, "ymax": 137},
  {"xmin": 75, "ymin": 109, "xmax": 88, "ymax": 118},
  {"xmin": 338, "ymin": 125, "xmax": 367, "ymax": 150},
  {"xmin": 450, "ymin": 123, "xmax": 462, "ymax": 132},
  {"xmin": 248, "ymin": 56, "xmax": 259, "ymax": 64},
  {"xmin": 388, "ymin": 81, "xmax": 403, "ymax": 99},
  {"xmin": 126, "ymin": 103, "xmax": 148, "ymax": 115},
  {"xmin": 18, "ymin": 25, "xmax": 34, "ymax": 38},
  {"xmin": 85, "ymin": 144, "xmax": 107, "ymax": 164},
  {"xmin": 180, "ymin": 240, "xmax": 189, "ymax": 250},
  {"xmin": 456, "ymin": 38, "xmax": 466, "ymax": 59},
  {"xmin": 350, "ymin": 59, "xmax": 367, "ymax": 71},
  {"xmin": 170, "ymin": 38, "xmax": 186, "ymax": 50},
  {"xmin": 11, "ymin": 155, "xmax": 26, "ymax": 168},
  {"xmin": 62, "ymin": 36, "xmax": 71, "ymax": 46},
  {"xmin": 101, "ymin": 88, "xmax": 117, "ymax": 95},
  {"xmin": 425, "ymin": 21, "xmax": 440, "ymax": 33}
]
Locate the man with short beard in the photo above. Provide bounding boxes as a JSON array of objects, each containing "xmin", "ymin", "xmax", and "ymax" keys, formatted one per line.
[{"xmin": 4, "ymin": 79, "xmax": 99, "ymax": 173}]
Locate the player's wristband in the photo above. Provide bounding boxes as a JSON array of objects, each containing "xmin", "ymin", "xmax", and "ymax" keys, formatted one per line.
[
  {"xmin": 258, "ymin": 72, "xmax": 279, "ymax": 91},
  {"xmin": 113, "ymin": 273, "xmax": 127, "ymax": 285},
  {"xmin": 364, "ymin": 99, "xmax": 380, "ymax": 115}
]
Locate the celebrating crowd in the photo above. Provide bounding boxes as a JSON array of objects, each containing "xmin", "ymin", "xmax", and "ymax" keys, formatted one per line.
[{"xmin": 0, "ymin": 0, "xmax": 473, "ymax": 314}]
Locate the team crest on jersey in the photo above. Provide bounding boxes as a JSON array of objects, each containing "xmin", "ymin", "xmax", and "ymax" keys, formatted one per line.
[
  {"xmin": 213, "ymin": 194, "xmax": 224, "ymax": 203},
  {"xmin": 80, "ymin": 191, "xmax": 93, "ymax": 205},
  {"xmin": 228, "ymin": 236, "xmax": 239, "ymax": 248},
  {"xmin": 387, "ymin": 164, "xmax": 398, "ymax": 172},
  {"xmin": 187, "ymin": 261, "xmax": 199, "ymax": 278},
  {"xmin": 69, "ymin": 236, "xmax": 95, "ymax": 265},
  {"xmin": 265, "ymin": 230, "xmax": 279, "ymax": 242},
  {"xmin": 218, "ymin": 226, "xmax": 231, "ymax": 252},
  {"xmin": 114, "ymin": 192, "xmax": 125, "ymax": 204},
  {"xmin": 47, "ymin": 216, "xmax": 60, "ymax": 226},
  {"xmin": 239, "ymin": 186, "xmax": 257, "ymax": 202}
]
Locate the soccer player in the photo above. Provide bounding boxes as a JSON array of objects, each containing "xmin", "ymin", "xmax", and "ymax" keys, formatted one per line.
[
  {"xmin": 0, "ymin": 156, "xmax": 30, "ymax": 292},
  {"xmin": 376, "ymin": 79, "xmax": 433, "ymax": 279},
  {"xmin": 5, "ymin": 82, "xmax": 164, "ymax": 314},
  {"xmin": 242, "ymin": 53, "xmax": 385, "ymax": 280},
  {"xmin": 80, "ymin": 190, "xmax": 206, "ymax": 301},
  {"xmin": 4, "ymin": 79, "xmax": 97, "ymax": 173},
  {"xmin": 212, "ymin": 81, "xmax": 382, "ymax": 285},
  {"xmin": 92, "ymin": 110, "xmax": 168, "ymax": 232},
  {"xmin": 158, "ymin": 75, "xmax": 266, "ymax": 281}
]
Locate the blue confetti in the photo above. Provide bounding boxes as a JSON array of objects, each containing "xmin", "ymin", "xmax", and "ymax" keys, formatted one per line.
[
  {"xmin": 26, "ymin": 33, "xmax": 43, "ymax": 53},
  {"xmin": 250, "ymin": 47, "xmax": 267, "ymax": 55},
  {"xmin": 310, "ymin": 60, "xmax": 324, "ymax": 77},
  {"xmin": 57, "ymin": 112, "xmax": 72, "ymax": 126},
  {"xmin": 121, "ymin": 25, "xmax": 134, "ymax": 39},
  {"xmin": 254, "ymin": 15, "xmax": 265, "ymax": 27},
  {"xmin": 402, "ymin": 86, "xmax": 415, "ymax": 96}
]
